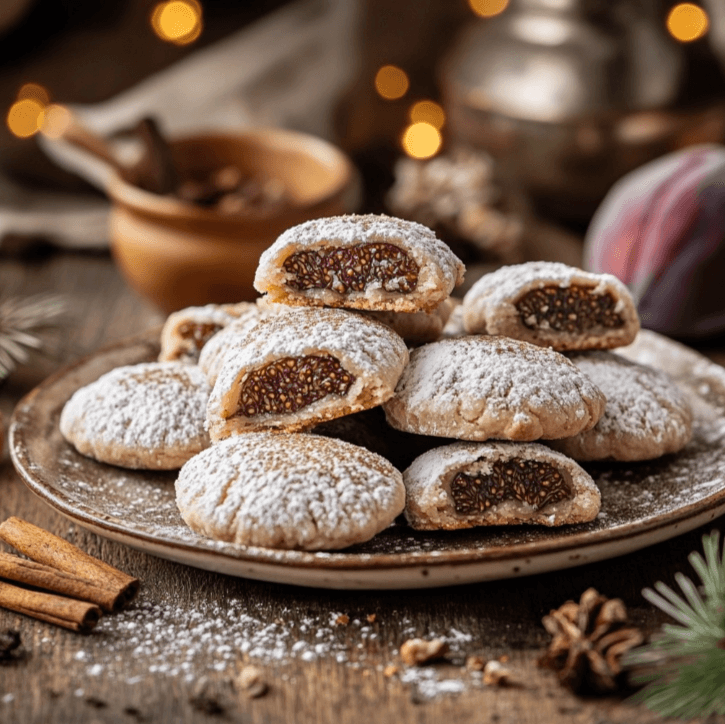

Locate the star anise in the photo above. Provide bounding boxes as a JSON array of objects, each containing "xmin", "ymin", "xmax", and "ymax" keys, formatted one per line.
[{"xmin": 539, "ymin": 588, "xmax": 645, "ymax": 693}]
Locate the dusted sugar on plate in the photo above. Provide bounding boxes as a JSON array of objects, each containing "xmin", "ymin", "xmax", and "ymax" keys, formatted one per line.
[
  {"xmin": 59, "ymin": 362, "xmax": 211, "ymax": 470},
  {"xmin": 207, "ymin": 307, "xmax": 409, "ymax": 440},
  {"xmin": 175, "ymin": 432, "xmax": 406, "ymax": 550},
  {"xmin": 159, "ymin": 302, "xmax": 258, "ymax": 364},
  {"xmin": 383, "ymin": 336, "xmax": 605, "ymax": 441},
  {"xmin": 254, "ymin": 214, "xmax": 465, "ymax": 313},
  {"xmin": 462, "ymin": 261, "xmax": 639, "ymax": 350},
  {"xmin": 403, "ymin": 441, "xmax": 601, "ymax": 530},
  {"xmin": 549, "ymin": 351, "xmax": 693, "ymax": 461}
]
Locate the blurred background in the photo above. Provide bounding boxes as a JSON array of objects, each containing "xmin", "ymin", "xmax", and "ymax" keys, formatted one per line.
[{"xmin": 2, "ymin": 0, "xmax": 725, "ymax": 303}]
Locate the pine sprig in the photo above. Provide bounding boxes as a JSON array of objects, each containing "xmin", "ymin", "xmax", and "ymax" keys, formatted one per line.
[
  {"xmin": 0, "ymin": 294, "xmax": 66, "ymax": 380},
  {"xmin": 625, "ymin": 531, "xmax": 725, "ymax": 719}
]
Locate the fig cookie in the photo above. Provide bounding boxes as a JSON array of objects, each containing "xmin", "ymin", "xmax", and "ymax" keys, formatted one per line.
[
  {"xmin": 254, "ymin": 214, "xmax": 465, "ymax": 313},
  {"xmin": 462, "ymin": 261, "xmax": 639, "ymax": 350},
  {"xmin": 549, "ymin": 351, "xmax": 693, "ymax": 461},
  {"xmin": 403, "ymin": 441, "xmax": 601, "ymax": 530},
  {"xmin": 383, "ymin": 336, "xmax": 605, "ymax": 441},
  {"xmin": 159, "ymin": 302, "xmax": 258, "ymax": 364},
  {"xmin": 60, "ymin": 362, "xmax": 211, "ymax": 470},
  {"xmin": 175, "ymin": 432, "xmax": 406, "ymax": 550},
  {"xmin": 207, "ymin": 307, "xmax": 409, "ymax": 440}
]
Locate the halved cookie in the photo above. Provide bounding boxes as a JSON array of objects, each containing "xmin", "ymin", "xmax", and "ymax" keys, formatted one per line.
[
  {"xmin": 60, "ymin": 362, "xmax": 211, "ymax": 470},
  {"xmin": 254, "ymin": 214, "xmax": 465, "ymax": 313},
  {"xmin": 462, "ymin": 262, "xmax": 639, "ymax": 350},
  {"xmin": 404, "ymin": 441, "xmax": 601, "ymax": 529},
  {"xmin": 383, "ymin": 336, "xmax": 605, "ymax": 441},
  {"xmin": 549, "ymin": 351, "xmax": 693, "ymax": 461},
  {"xmin": 159, "ymin": 303, "xmax": 258, "ymax": 364},
  {"xmin": 207, "ymin": 307, "xmax": 409, "ymax": 440},
  {"xmin": 175, "ymin": 432, "xmax": 406, "ymax": 550}
]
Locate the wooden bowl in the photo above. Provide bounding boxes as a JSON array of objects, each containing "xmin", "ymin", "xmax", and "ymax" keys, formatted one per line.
[{"xmin": 107, "ymin": 128, "xmax": 359, "ymax": 313}]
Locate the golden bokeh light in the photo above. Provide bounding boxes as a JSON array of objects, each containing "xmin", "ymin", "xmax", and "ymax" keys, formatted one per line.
[
  {"xmin": 468, "ymin": 0, "xmax": 510, "ymax": 18},
  {"xmin": 41, "ymin": 104, "xmax": 72, "ymax": 139},
  {"xmin": 666, "ymin": 3, "xmax": 709, "ymax": 42},
  {"xmin": 409, "ymin": 100, "xmax": 445, "ymax": 130},
  {"xmin": 17, "ymin": 83, "xmax": 50, "ymax": 105},
  {"xmin": 151, "ymin": 0, "xmax": 203, "ymax": 45},
  {"xmin": 7, "ymin": 98, "xmax": 45, "ymax": 138},
  {"xmin": 374, "ymin": 65, "xmax": 409, "ymax": 100},
  {"xmin": 402, "ymin": 122, "xmax": 442, "ymax": 160}
]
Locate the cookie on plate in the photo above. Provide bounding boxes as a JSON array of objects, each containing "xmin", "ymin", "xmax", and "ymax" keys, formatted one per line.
[
  {"xmin": 403, "ymin": 441, "xmax": 601, "ymax": 529},
  {"xmin": 462, "ymin": 261, "xmax": 639, "ymax": 350},
  {"xmin": 159, "ymin": 303, "xmax": 258, "ymax": 364},
  {"xmin": 60, "ymin": 362, "xmax": 211, "ymax": 470},
  {"xmin": 175, "ymin": 432, "xmax": 406, "ymax": 550},
  {"xmin": 383, "ymin": 336, "xmax": 605, "ymax": 441},
  {"xmin": 254, "ymin": 214, "xmax": 465, "ymax": 313},
  {"xmin": 207, "ymin": 307, "xmax": 409, "ymax": 440},
  {"xmin": 548, "ymin": 351, "xmax": 693, "ymax": 461}
]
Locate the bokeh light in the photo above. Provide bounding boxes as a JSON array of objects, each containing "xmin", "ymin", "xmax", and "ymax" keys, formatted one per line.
[
  {"xmin": 666, "ymin": 3, "xmax": 709, "ymax": 42},
  {"xmin": 17, "ymin": 83, "xmax": 50, "ymax": 105},
  {"xmin": 402, "ymin": 122, "xmax": 442, "ymax": 160},
  {"xmin": 41, "ymin": 104, "xmax": 73, "ymax": 139},
  {"xmin": 7, "ymin": 98, "xmax": 45, "ymax": 138},
  {"xmin": 151, "ymin": 0, "xmax": 203, "ymax": 45},
  {"xmin": 409, "ymin": 100, "xmax": 445, "ymax": 130},
  {"xmin": 374, "ymin": 65, "xmax": 409, "ymax": 100},
  {"xmin": 468, "ymin": 0, "xmax": 509, "ymax": 18}
]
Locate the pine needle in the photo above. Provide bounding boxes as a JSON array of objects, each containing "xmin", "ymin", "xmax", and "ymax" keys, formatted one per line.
[
  {"xmin": 625, "ymin": 531, "xmax": 725, "ymax": 718},
  {"xmin": 0, "ymin": 293, "xmax": 66, "ymax": 380}
]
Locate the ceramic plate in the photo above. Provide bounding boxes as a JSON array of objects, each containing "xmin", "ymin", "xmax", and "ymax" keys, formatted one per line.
[{"xmin": 9, "ymin": 330, "xmax": 725, "ymax": 589}]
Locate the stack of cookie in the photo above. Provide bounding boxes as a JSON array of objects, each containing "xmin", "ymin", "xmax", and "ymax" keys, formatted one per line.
[{"xmin": 58, "ymin": 217, "xmax": 694, "ymax": 550}]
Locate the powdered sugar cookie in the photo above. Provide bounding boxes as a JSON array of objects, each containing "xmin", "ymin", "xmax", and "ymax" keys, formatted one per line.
[
  {"xmin": 207, "ymin": 307, "xmax": 409, "ymax": 440},
  {"xmin": 383, "ymin": 336, "xmax": 605, "ymax": 441},
  {"xmin": 362, "ymin": 297, "xmax": 455, "ymax": 346},
  {"xmin": 403, "ymin": 441, "xmax": 601, "ymax": 530},
  {"xmin": 159, "ymin": 303, "xmax": 258, "ymax": 364},
  {"xmin": 549, "ymin": 351, "xmax": 693, "ymax": 461},
  {"xmin": 175, "ymin": 432, "xmax": 406, "ymax": 550},
  {"xmin": 254, "ymin": 214, "xmax": 465, "ymax": 313},
  {"xmin": 60, "ymin": 362, "xmax": 211, "ymax": 470},
  {"xmin": 462, "ymin": 262, "xmax": 639, "ymax": 350}
]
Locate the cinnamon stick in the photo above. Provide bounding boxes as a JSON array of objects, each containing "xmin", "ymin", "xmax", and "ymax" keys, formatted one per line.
[
  {"xmin": 0, "ymin": 518, "xmax": 139, "ymax": 611},
  {"xmin": 0, "ymin": 580, "xmax": 100, "ymax": 633},
  {"xmin": 0, "ymin": 551, "xmax": 121, "ymax": 612}
]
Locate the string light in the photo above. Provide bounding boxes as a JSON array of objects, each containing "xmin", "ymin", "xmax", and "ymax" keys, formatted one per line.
[
  {"xmin": 409, "ymin": 100, "xmax": 445, "ymax": 130},
  {"xmin": 402, "ymin": 122, "xmax": 442, "ymax": 160},
  {"xmin": 7, "ymin": 83, "xmax": 51, "ymax": 138},
  {"xmin": 17, "ymin": 83, "xmax": 50, "ymax": 105},
  {"xmin": 40, "ymin": 104, "xmax": 72, "ymax": 139},
  {"xmin": 468, "ymin": 0, "xmax": 509, "ymax": 18},
  {"xmin": 374, "ymin": 65, "xmax": 409, "ymax": 101},
  {"xmin": 151, "ymin": 0, "xmax": 203, "ymax": 45},
  {"xmin": 666, "ymin": 3, "xmax": 709, "ymax": 42}
]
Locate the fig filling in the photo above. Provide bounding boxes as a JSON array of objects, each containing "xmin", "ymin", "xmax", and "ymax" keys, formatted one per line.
[
  {"xmin": 283, "ymin": 243, "xmax": 419, "ymax": 294},
  {"xmin": 515, "ymin": 285, "xmax": 624, "ymax": 333},
  {"xmin": 237, "ymin": 354, "xmax": 355, "ymax": 417},
  {"xmin": 450, "ymin": 459, "xmax": 571, "ymax": 515},
  {"xmin": 177, "ymin": 322, "xmax": 224, "ymax": 350}
]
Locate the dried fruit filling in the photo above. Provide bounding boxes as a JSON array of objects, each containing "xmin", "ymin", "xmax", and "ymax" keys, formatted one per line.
[
  {"xmin": 515, "ymin": 285, "xmax": 623, "ymax": 333},
  {"xmin": 283, "ymin": 243, "xmax": 419, "ymax": 294},
  {"xmin": 450, "ymin": 459, "xmax": 571, "ymax": 515},
  {"xmin": 237, "ymin": 355, "xmax": 355, "ymax": 417},
  {"xmin": 177, "ymin": 322, "xmax": 224, "ymax": 350}
]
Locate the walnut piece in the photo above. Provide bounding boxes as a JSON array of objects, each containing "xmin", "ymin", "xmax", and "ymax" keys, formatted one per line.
[{"xmin": 400, "ymin": 638, "xmax": 448, "ymax": 666}]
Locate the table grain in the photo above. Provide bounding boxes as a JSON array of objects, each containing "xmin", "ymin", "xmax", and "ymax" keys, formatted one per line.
[{"xmin": 0, "ymin": 252, "xmax": 723, "ymax": 724}]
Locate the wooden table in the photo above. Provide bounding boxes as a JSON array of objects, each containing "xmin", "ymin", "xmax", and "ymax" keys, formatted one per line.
[{"xmin": 0, "ymin": 251, "xmax": 722, "ymax": 724}]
